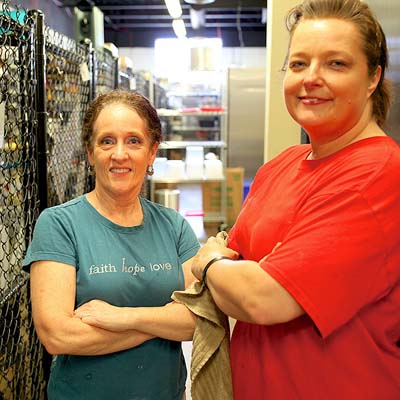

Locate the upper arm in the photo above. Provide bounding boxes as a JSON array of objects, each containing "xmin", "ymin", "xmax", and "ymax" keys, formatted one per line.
[
  {"xmin": 252, "ymin": 266, "xmax": 305, "ymax": 324},
  {"xmin": 30, "ymin": 260, "xmax": 76, "ymax": 342}
]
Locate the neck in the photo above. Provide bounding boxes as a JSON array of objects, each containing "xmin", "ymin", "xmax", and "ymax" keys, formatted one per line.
[
  {"xmin": 88, "ymin": 189, "xmax": 143, "ymax": 227},
  {"xmin": 308, "ymin": 119, "xmax": 386, "ymax": 160}
]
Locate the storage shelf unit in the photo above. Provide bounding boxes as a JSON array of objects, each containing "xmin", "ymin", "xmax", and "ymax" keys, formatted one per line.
[
  {"xmin": 150, "ymin": 177, "xmax": 224, "ymax": 184},
  {"xmin": 159, "ymin": 141, "xmax": 226, "ymax": 149},
  {"xmin": 149, "ymin": 87, "xmax": 228, "ymax": 229}
]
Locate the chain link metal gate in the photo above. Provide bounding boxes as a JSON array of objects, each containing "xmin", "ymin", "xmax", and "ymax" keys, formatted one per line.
[
  {"xmin": 0, "ymin": 4, "xmax": 45, "ymax": 400},
  {"xmin": 44, "ymin": 27, "xmax": 92, "ymax": 207},
  {"xmin": 0, "ymin": 1, "xmax": 119, "ymax": 398}
]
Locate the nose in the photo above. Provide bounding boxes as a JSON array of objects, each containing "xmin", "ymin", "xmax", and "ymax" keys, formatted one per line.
[
  {"xmin": 111, "ymin": 142, "xmax": 128, "ymax": 160},
  {"xmin": 303, "ymin": 63, "xmax": 323, "ymax": 88}
]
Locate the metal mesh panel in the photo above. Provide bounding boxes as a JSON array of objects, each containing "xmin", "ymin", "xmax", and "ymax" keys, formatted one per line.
[
  {"xmin": 0, "ymin": 4, "xmax": 45, "ymax": 400},
  {"xmin": 94, "ymin": 47, "xmax": 117, "ymax": 97},
  {"xmin": 45, "ymin": 28, "xmax": 92, "ymax": 207},
  {"xmin": 118, "ymin": 69, "xmax": 133, "ymax": 91}
]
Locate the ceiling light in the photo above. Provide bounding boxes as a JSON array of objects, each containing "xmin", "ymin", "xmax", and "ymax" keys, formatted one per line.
[
  {"xmin": 165, "ymin": 0, "xmax": 183, "ymax": 19},
  {"xmin": 172, "ymin": 18, "xmax": 187, "ymax": 39},
  {"xmin": 190, "ymin": 8, "xmax": 206, "ymax": 30},
  {"xmin": 184, "ymin": 0, "xmax": 215, "ymax": 4}
]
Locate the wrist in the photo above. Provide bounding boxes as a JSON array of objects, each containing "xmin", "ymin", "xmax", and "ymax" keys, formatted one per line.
[{"xmin": 201, "ymin": 255, "xmax": 232, "ymax": 288}]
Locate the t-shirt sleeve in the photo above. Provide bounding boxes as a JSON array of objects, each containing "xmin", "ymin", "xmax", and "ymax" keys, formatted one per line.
[
  {"xmin": 22, "ymin": 208, "xmax": 77, "ymax": 272},
  {"xmin": 261, "ymin": 190, "xmax": 391, "ymax": 338},
  {"xmin": 176, "ymin": 215, "xmax": 201, "ymax": 264}
]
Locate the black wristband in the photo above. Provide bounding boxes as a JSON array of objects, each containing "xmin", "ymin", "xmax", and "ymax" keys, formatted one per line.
[{"xmin": 201, "ymin": 256, "xmax": 231, "ymax": 288}]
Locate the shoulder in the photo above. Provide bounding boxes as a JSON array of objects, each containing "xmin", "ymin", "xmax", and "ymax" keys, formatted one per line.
[
  {"xmin": 141, "ymin": 197, "xmax": 186, "ymax": 227},
  {"xmin": 251, "ymin": 145, "xmax": 309, "ymax": 188},
  {"xmin": 257, "ymin": 144, "xmax": 310, "ymax": 173},
  {"xmin": 42, "ymin": 195, "xmax": 86, "ymax": 214},
  {"xmin": 141, "ymin": 196, "xmax": 179, "ymax": 217},
  {"xmin": 141, "ymin": 197, "xmax": 200, "ymax": 254},
  {"xmin": 37, "ymin": 196, "xmax": 87, "ymax": 227},
  {"xmin": 269, "ymin": 144, "xmax": 310, "ymax": 164},
  {"xmin": 333, "ymin": 137, "xmax": 400, "ymax": 191}
]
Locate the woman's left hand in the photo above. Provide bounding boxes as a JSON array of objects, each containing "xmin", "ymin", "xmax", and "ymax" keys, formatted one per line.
[{"xmin": 74, "ymin": 300, "xmax": 130, "ymax": 332}]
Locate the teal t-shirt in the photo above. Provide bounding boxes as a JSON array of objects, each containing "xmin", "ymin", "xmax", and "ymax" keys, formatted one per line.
[{"xmin": 23, "ymin": 195, "xmax": 200, "ymax": 400}]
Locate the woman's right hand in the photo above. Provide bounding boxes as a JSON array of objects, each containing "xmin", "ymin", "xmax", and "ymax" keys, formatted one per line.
[
  {"xmin": 74, "ymin": 299, "xmax": 130, "ymax": 332},
  {"xmin": 191, "ymin": 236, "xmax": 239, "ymax": 281}
]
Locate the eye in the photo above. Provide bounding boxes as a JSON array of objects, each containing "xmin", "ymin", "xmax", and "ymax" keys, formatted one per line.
[
  {"xmin": 100, "ymin": 136, "xmax": 114, "ymax": 145},
  {"xmin": 329, "ymin": 60, "xmax": 346, "ymax": 68},
  {"xmin": 127, "ymin": 136, "xmax": 141, "ymax": 145},
  {"xmin": 289, "ymin": 60, "xmax": 307, "ymax": 70}
]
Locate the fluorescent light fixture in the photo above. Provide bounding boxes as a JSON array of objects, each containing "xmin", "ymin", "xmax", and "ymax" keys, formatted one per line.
[
  {"xmin": 165, "ymin": 0, "xmax": 182, "ymax": 19},
  {"xmin": 172, "ymin": 18, "xmax": 187, "ymax": 39}
]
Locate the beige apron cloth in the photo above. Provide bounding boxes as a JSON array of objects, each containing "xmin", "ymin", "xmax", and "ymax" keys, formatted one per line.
[{"xmin": 172, "ymin": 232, "xmax": 233, "ymax": 400}]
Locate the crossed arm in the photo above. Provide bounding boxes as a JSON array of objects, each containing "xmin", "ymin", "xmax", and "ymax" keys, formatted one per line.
[
  {"xmin": 190, "ymin": 237, "xmax": 304, "ymax": 325},
  {"xmin": 30, "ymin": 258, "xmax": 197, "ymax": 356}
]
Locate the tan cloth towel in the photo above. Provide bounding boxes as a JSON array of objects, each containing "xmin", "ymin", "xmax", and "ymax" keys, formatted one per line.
[{"xmin": 172, "ymin": 232, "xmax": 233, "ymax": 400}]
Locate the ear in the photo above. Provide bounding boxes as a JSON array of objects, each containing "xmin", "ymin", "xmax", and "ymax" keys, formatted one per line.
[
  {"xmin": 86, "ymin": 145, "xmax": 94, "ymax": 166},
  {"xmin": 149, "ymin": 142, "xmax": 159, "ymax": 165},
  {"xmin": 367, "ymin": 65, "xmax": 382, "ymax": 97}
]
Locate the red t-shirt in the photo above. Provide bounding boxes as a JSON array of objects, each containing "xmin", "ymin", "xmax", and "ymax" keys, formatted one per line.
[{"xmin": 228, "ymin": 137, "xmax": 400, "ymax": 399}]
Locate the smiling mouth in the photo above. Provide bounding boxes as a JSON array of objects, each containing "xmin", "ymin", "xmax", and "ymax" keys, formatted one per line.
[
  {"xmin": 110, "ymin": 168, "xmax": 131, "ymax": 173},
  {"xmin": 299, "ymin": 97, "xmax": 330, "ymax": 105}
]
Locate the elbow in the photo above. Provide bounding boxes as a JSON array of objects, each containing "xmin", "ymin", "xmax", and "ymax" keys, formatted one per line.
[
  {"xmin": 179, "ymin": 317, "xmax": 196, "ymax": 341},
  {"xmin": 36, "ymin": 330, "xmax": 63, "ymax": 355},
  {"xmin": 181, "ymin": 325, "xmax": 195, "ymax": 341},
  {"xmin": 34, "ymin": 321, "xmax": 72, "ymax": 355},
  {"xmin": 242, "ymin": 299, "xmax": 302, "ymax": 326},
  {"xmin": 43, "ymin": 343, "xmax": 61, "ymax": 356},
  {"xmin": 247, "ymin": 309, "xmax": 272, "ymax": 326},
  {"xmin": 241, "ymin": 298, "xmax": 276, "ymax": 326}
]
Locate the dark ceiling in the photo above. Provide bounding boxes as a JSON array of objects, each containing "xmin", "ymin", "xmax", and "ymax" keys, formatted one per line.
[{"xmin": 56, "ymin": 0, "xmax": 267, "ymax": 47}]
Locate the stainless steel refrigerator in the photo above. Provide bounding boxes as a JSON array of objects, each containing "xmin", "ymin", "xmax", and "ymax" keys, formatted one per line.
[{"xmin": 226, "ymin": 67, "xmax": 266, "ymax": 182}]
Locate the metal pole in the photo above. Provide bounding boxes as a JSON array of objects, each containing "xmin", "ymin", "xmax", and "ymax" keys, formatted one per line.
[
  {"xmin": 115, "ymin": 56, "xmax": 119, "ymax": 89},
  {"xmin": 32, "ymin": 10, "xmax": 48, "ymax": 211}
]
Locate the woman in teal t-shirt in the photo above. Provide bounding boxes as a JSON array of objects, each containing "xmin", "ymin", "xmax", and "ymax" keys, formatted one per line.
[{"xmin": 23, "ymin": 90, "xmax": 200, "ymax": 400}]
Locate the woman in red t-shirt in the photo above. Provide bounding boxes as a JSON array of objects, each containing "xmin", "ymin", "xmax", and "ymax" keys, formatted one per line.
[{"xmin": 191, "ymin": 0, "xmax": 400, "ymax": 399}]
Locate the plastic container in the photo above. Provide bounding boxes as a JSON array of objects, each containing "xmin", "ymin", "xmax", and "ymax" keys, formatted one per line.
[
  {"xmin": 186, "ymin": 146, "xmax": 204, "ymax": 163},
  {"xmin": 204, "ymin": 159, "xmax": 223, "ymax": 179},
  {"xmin": 166, "ymin": 160, "xmax": 185, "ymax": 179},
  {"xmin": 155, "ymin": 189, "xmax": 180, "ymax": 211},
  {"xmin": 153, "ymin": 157, "xmax": 167, "ymax": 178},
  {"xmin": 186, "ymin": 161, "xmax": 204, "ymax": 179}
]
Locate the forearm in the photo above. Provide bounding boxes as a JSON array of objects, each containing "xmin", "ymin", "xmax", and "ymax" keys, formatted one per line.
[
  {"xmin": 204, "ymin": 258, "xmax": 268, "ymax": 322},
  {"xmin": 35, "ymin": 314, "xmax": 154, "ymax": 356},
  {"xmin": 204, "ymin": 258, "xmax": 304, "ymax": 325},
  {"xmin": 123, "ymin": 302, "xmax": 196, "ymax": 341}
]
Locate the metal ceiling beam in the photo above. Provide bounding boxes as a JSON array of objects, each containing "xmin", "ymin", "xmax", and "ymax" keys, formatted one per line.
[
  {"xmin": 107, "ymin": 13, "xmax": 261, "ymax": 20},
  {"xmin": 114, "ymin": 22, "xmax": 264, "ymax": 28}
]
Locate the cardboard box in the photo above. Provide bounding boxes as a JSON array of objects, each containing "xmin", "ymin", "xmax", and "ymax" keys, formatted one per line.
[{"xmin": 202, "ymin": 167, "xmax": 244, "ymax": 227}]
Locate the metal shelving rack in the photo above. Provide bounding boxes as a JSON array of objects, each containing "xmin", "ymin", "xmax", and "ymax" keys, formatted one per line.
[{"xmin": 149, "ymin": 105, "xmax": 228, "ymax": 228}]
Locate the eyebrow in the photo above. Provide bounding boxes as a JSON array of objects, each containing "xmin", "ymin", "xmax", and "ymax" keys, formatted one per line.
[{"xmin": 289, "ymin": 50, "xmax": 352, "ymax": 59}]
